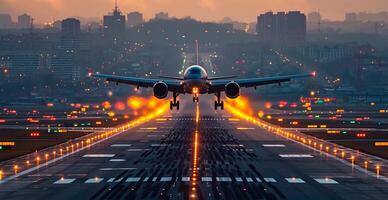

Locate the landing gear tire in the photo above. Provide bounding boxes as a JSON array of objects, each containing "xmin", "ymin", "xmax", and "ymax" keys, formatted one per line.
[{"xmin": 214, "ymin": 100, "xmax": 224, "ymax": 110}]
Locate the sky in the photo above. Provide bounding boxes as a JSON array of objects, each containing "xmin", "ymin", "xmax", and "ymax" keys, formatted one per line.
[{"xmin": 1, "ymin": 0, "xmax": 388, "ymax": 23}]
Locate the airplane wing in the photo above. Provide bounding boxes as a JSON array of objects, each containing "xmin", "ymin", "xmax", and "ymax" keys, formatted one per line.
[
  {"xmin": 208, "ymin": 72, "xmax": 315, "ymax": 93},
  {"xmin": 93, "ymin": 73, "xmax": 184, "ymax": 92}
]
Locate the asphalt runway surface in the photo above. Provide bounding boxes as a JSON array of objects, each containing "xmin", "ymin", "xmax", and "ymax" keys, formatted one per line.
[{"xmin": 0, "ymin": 98, "xmax": 387, "ymax": 200}]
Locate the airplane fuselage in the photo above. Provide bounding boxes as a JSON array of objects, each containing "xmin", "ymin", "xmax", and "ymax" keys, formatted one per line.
[{"xmin": 183, "ymin": 65, "xmax": 209, "ymax": 94}]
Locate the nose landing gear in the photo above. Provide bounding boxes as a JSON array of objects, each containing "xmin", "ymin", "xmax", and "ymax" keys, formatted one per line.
[{"xmin": 192, "ymin": 96, "xmax": 199, "ymax": 102}]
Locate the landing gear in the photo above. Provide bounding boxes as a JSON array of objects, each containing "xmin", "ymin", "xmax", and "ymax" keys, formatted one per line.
[
  {"xmin": 214, "ymin": 92, "xmax": 224, "ymax": 110},
  {"xmin": 192, "ymin": 96, "xmax": 199, "ymax": 102},
  {"xmin": 170, "ymin": 92, "xmax": 180, "ymax": 110}
]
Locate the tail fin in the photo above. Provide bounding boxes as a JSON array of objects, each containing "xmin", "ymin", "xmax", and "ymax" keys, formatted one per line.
[{"xmin": 195, "ymin": 40, "xmax": 199, "ymax": 65}]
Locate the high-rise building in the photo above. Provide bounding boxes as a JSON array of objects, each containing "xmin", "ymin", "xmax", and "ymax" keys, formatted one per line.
[
  {"xmin": 17, "ymin": 14, "xmax": 32, "ymax": 29},
  {"xmin": 257, "ymin": 11, "xmax": 306, "ymax": 45},
  {"xmin": 0, "ymin": 14, "xmax": 12, "ymax": 29},
  {"xmin": 127, "ymin": 12, "xmax": 143, "ymax": 28},
  {"xmin": 103, "ymin": 1, "xmax": 126, "ymax": 39},
  {"xmin": 61, "ymin": 18, "xmax": 81, "ymax": 36},
  {"xmin": 307, "ymin": 12, "xmax": 321, "ymax": 32},
  {"xmin": 155, "ymin": 12, "xmax": 169, "ymax": 20},
  {"xmin": 286, "ymin": 11, "xmax": 307, "ymax": 44}
]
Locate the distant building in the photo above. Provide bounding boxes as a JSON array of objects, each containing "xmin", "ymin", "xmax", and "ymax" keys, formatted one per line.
[
  {"xmin": 297, "ymin": 44, "xmax": 354, "ymax": 63},
  {"xmin": 0, "ymin": 14, "xmax": 12, "ymax": 29},
  {"xmin": 17, "ymin": 14, "xmax": 32, "ymax": 29},
  {"xmin": 307, "ymin": 12, "xmax": 321, "ymax": 31},
  {"xmin": 345, "ymin": 13, "xmax": 358, "ymax": 22},
  {"xmin": 155, "ymin": 12, "xmax": 169, "ymax": 20},
  {"xmin": 287, "ymin": 11, "xmax": 307, "ymax": 44},
  {"xmin": 257, "ymin": 11, "xmax": 306, "ymax": 45},
  {"xmin": 0, "ymin": 51, "xmax": 79, "ymax": 82},
  {"xmin": 127, "ymin": 12, "xmax": 143, "ymax": 28},
  {"xmin": 103, "ymin": 2, "xmax": 126, "ymax": 39},
  {"xmin": 61, "ymin": 18, "xmax": 81, "ymax": 36}
]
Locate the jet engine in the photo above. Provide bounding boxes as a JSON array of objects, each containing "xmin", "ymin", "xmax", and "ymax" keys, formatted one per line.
[
  {"xmin": 225, "ymin": 82, "xmax": 240, "ymax": 99},
  {"xmin": 153, "ymin": 82, "xmax": 168, "ymax": 99}
]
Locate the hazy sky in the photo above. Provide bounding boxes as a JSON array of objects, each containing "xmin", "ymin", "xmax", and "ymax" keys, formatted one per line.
[{"xmin": 1, "ymin": 0, "xmax": 387, "ymax": 23}]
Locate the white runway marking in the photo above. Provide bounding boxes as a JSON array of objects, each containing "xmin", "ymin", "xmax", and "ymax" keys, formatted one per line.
[
  {"xmin": 151, "ymin": 144, "xmax": 168, "ymax": 147},
  {"xmin": 83, "ymin": 154, "xmax": 115, "ymax": 158},
  {"xmin": 279, "ymin": 154, "xmax": 313, "ymax": 158},
  {"xmin": 111, "ymin": 144, "xmax": 132, "ymax": 147},
  {"xmin": 126, "ymin": 177, "xmax": 140, "ymax": 182},
  {"xmin": 285, "ymin": 178, "xmax": 305, "ymax": 183},
  {"xmin": 54, "ymin": 178, "xmax": 75, "ymax": 184},
  {"xmin": 160, "ymin": 177, "xmax": 172, "ymax": 182},
  {"xmin": 255, "ymin": 177, "xmax": 262, "ymax": 182},
  {"xmin": 314, "ymin": 178, "xmax": 339, "ymax": 184},
  {"xmin": 216, "ymin": 177, "xmax": 232, "ymax": 182},
  {"xmin": 99, "ymin": 168, "xmax": 137, "ymax": 171},
  {"xmin": 107, "ymin": 178, "xmax": 115, "ymax": 182},
  {"xmin": 202, "ymin": 177, "xmax": 212, "ymax": 182},
  {"xmin": 147, "ymin": 134, "xmax": 165, "ymax": 137},
  {"xmin": 263, "ymin": 144, "xmax": 285, "ymax": 147},
  {"xmin": 143, "ymin": 177, "xmax": 149, "ymax": 182},
  {"xmin": 264, "ymin": 178, "xmax": 277, "ymax": 182},
  {"xmin": 246, "ymin": 177, "xmax": 254, "ymax": 182},
  {"xmin": 182, "ymin": 177, "xmax": 190, "ymax": 182},
  {"xmin": 85, "ymin": 178, "xmax": 104, "ymax": 183},
  {"xmin": 109, "ymin": 159, "xmax": 125, "ymax": 162},
  {"xmin": 235, "ymin": 177, "xmax": 243, "ymax": 182},
  {"xmin": 128, "ymin": 148, "xmax": 148, "ymax": 152}
]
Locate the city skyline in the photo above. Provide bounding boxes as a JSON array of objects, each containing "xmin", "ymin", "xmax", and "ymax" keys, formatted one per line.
[{"xmin": 1, "ymin": 0, "xmax": 388, "ymax": 23}]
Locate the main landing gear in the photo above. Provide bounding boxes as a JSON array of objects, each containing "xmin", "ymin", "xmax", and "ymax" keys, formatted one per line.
[
  {"xmin": 170, "ymin": 92, "xmax": 179, "ymax": 110},
  {"xmin": 214, "ymin": 92, "xmax": 224, "ymax": 110}
]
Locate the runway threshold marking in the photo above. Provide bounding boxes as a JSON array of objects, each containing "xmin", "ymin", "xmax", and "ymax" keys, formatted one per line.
[
  {"xmin": 264, "ymin": 178, "xmax": 277, "ymax": 182},
  {"xmin": 50, "ymin": 176, "xmax": 343, "ymax": 185},
  {"xmin": 285, "ymin": 178, "xmax": 305, "ymax": 183},
  {"xmin": 85, "ymin": 178, "xmax": 104, "ymax": 183},
  {"xmin": 314, "ymin": 178, "xmax": 339, "ymax": 184},
  {"xmin": 83, "ymin": 154, "xmax": 115, "ymax": 158},
  {"xmin": 53, "ymin": 178, "xmax": 75, "ymax": 184},
  {"xmin": 279, "ymin": 154, "xmax": 313, "ymax": 158}
]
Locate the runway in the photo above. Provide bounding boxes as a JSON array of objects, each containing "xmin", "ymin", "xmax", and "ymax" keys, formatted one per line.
[{"xmin": 0, "ymin": 98, "xmax": 387, "ymax": 200}]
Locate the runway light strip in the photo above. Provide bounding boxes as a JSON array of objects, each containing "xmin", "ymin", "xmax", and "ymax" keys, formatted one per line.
[
  {"xmin": 0, "ymin": 102, "xmax": 169, "ymax": 183},
  {"xmin": 190, "ymin": 103, "xmax": 200, "ymax": 199},
  {"xmin": 224, "ymin": 101, "xmax": 385, "ymax": 179}
]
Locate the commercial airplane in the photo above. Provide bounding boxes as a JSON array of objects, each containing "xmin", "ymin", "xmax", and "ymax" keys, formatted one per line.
[{"xmin": 93, "ymin": 66, "xmax": 316, "ymax": 110}]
